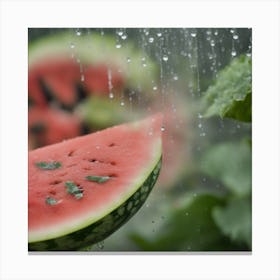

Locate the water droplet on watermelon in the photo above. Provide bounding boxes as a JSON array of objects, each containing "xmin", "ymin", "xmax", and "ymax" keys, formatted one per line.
[
  {"xmin": 70, "ymin": 43, "xmax": 75, "ymax": 49},
  {"xmin": 126, "ymin": 57, "xmax": 131, "ymax": 63},
  {"xmin": 120, "ymin": 101, "xmax": 125, "ymax": 106},
  {"xmin": 116, "ymin": 43, "xmax": 122, "ymax": 49},
  {"xmin": 109, "ymin": 92, "xmax": 114, "ymax": 99},
  {"xmin": 81, "ymin": 74, "xmax": 85, "ymax": 82},
  {"xmin": 161, "ymin": 126, "xmax": 165, "ymax": 132}
]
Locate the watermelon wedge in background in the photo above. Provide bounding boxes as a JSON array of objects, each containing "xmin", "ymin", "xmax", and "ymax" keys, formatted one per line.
[
  {"xmin": 28, "ymin": 114, "xmax": 162, "ymax": 251},
  {"xmin": 28, "ymin": 32, "xmax": 158, "ymax": 110},
  {"xmin": 28, "ymin": 107, "xmax": 82, "ymax": 149}
]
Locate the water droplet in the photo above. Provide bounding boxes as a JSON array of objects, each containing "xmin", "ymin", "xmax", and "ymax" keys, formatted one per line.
[
  {"xmin": 109, "ymin": 92, "xmax": 114, "ymax": 99},
  {"xmin": 148, "ymin": 130, "xmax": 153, "ymax": 136},
  {"xmin": 117, "ymin": 30, "xmax": 123, "ymax": 36},
  {"xmin": 185, "ymin": 212, "xmax": 189, "ymax": 216},
  {"xmin": 173, "ymin": 75, "xmax": 178, "ymax": 81},
  {"xmin": 162, "ymin": 55, "xmax": 168, "ymax": 62},
  {"xmin": 233, "ymin": 34, "xmax": 239, "ymax": 40},
  {"xmin": 96, "ymin": 145, "xmax": 100, "ymax": 149},
  {"xmin": 127, "ymin": 57, "xmax": 131, "ymax": 63},
  {"xmin": 142, "ymin": 63, "xmax": 147, "ymax": 67},
  {"xmin": 231, "ymin": 50, "xmax": 237, "ymax": 57},
  {"xmin": 214, "ymin": 30, "xmax": 218, "ymax": 36},
  {"xmin": 198, "ymin": 123, "xmax": 202, "ymax": 128},
  {"xmin": 97, "ymin": 241, "xmax": 104, "ymax": 249},
  {"xmin": 148, "ymin": 37, "xmax": 154, "ymax": 43},
  {"xmin": 193, "ymin": 193, "xmax": 197, "ymax": 197},
  {"xmin": 161, "ymin": 126, "xmax": 165, "ymax": 132},
  {"xmin": 210, "ymin": 40, "xmax": 215, "ymax": 47},
  {"xmin": 70, "ymin": 43, "xmax": 75, "ymax": 49},
  {"xmin": 190, "ymin": 32, "xmax": 197, "ymax": 37},
  {"xmin": 121, "ymin": 34, "xmax": 127, "ymax": 40},
  {"xmin": 76, "ymin": 31, "xmax": 81, "ymax": 36},
  {"xmin": 230, "ymin": 29, "xmax": 235, "ymax": 33},
  {"xmin": 153, "ymin": 86, "xmax": 158, "ymax": 91},
  {"xmin": 198, "ymin": 113, "xmax": 203, "ymax": 119},
  {"xmin": 116, "ymin": 44, "xmax": 122, "ymax": 49},
  {"xmin": 81, "ymin": 74, "xmax": 85, "ymax": 82},
  {"xmin": 120, "ymin": 101, "xmax": 125, "ymax": 106},
  {"xmin": 157, "ymin": 32, "xmax": 162, "ymax": 37},
  {"xmin": 200, "ymin": 132, "xmax": 206, "ymax": 137},
  {"xmin": 246, "ymin": 52, "xmax": 252, "ymax": 57}
]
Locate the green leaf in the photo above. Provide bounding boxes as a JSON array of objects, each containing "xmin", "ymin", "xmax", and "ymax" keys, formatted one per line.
[
  {"xmin": 35, "ymin": 161, "xmax": 61, "ymax": 170},
  {"xmin": 130, "ymin": 193, "xmax": 247, "ymax": 251},
  {"xmin": 85, "ymin": 175, "xmax": 111, "ymax": 183},
  {"xmin": 65, "ymin": 181, "xmax": 83, "ymax": 199},
  {"xmin": 212, "ymin": 198, "xmax": 251, "ymax": 248},
  {"xmin": 200, "ymin": 141, "xmax": 251, "ymax": 197},
  {"xmin": 45, "ymin": 197, "xmax": 58, "ymax": 205},
  {"xmin": 203, "ymin": 55, "xmax": 252, "ymax": 122}
]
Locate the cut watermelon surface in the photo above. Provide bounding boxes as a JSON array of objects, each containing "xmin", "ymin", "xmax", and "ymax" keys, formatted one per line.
[{"xmin": 28, "ymin": 114, "xmax": 162, "ymax": 251}]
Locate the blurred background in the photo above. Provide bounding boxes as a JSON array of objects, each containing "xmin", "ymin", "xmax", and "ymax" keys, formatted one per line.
[{"xmin": 28, "ymin": 28, "xmax": 252, "ymax": 251}]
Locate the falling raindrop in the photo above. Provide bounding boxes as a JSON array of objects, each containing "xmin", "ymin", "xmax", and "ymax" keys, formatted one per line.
[
  {"xmin": 70, "ymin": 43, "xmax": 75, "ymax": 49},
  {"xmin": 161, "ymin": 126, "xmax": 165, "ymax": 132},
  {"xmin": 117, "ymin": 30, "xmax": 123, "ymax": 36},
  {"xmin": 127, "ymin": 57, "xmax": 131, "ymax": 63},
  {"xmin": 233, "ymin": 34, "xmax": 239, "ymax": 40},
  {"xmin": 109, "ymin": 92, "xmax": 114, "ymax": 99},
  {"xmin": 120, "ymin": 101, "xmax": 125, "ymax": 106},
  {"xmin": 148, "ymin": 37, "xmax": 154, "ymax": 43},
  {"xmin": 210, "ymin": 40, "xmax": 215, "ymax": 47},
  {"xmin": 157, "ymin": 32, "xmax": 162, "ymax": 37},
  {"xmin": 121, "ymin": 34, "xmax": 127, "ymax": 40},
  {"xmin": 231, "ymin": 50, "xmax": 237, "ymax": 57},
  {"xmin": 162, "ymin": 55, "xmax": 168, "ymax": 61},
  {"xmin": 76, "ymin": 29, "xmax": 81, "ymax": 36},
  {"xmin": 116, "ymin": 43, "xmax": 122, "ymax": 49},
  {"xmin": 190, "ymin": 32, "xmax": 197, "ymax": 37},
  {"xmin": 173, "ymin": 75, "xmax": 178, "ymax": 81},
  {"xmin": 153, "ymin": 86, "xmax": 158, "ymax": 91},
  {"xmin": 81, "ymin": 74, "xmax": 85, "ymax": 82}
]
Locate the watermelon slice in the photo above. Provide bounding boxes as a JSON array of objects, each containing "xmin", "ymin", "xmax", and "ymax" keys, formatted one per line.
[
  {"xmin": 28, "ymin": 114, "xmax": 162, "ymax": 251},
  {"xmin": 28, "ymin": 107, "xmax": 82, "ymax": 149}
]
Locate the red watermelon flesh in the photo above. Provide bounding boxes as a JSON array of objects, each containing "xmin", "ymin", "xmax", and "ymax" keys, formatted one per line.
[
  {"xmin": 28, "ymin": 114, "xmax": 162, "ymax": 246},
  {"xmin": 83, "ymin": 64, "xmax": 124, "ymax": 95},
  {"xmin": 28, "ymin": 58, "xmax": 81, "ymax": 107},
  {"xmin": 28, "ymin": 58, "xmax": 125, "ymax": 108},
  {"xmin": 28, "ymin": 107, "xmax": 82, "ymax": 149}
]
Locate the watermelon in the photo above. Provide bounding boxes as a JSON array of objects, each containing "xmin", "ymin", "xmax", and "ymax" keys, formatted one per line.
[
  {"xmin": 28, "ymin": 107, "xmax": 82, "ymax": 149},
  {"xmin": 28, "ymin": 114, "xmax": 162, "ymax": 251}
]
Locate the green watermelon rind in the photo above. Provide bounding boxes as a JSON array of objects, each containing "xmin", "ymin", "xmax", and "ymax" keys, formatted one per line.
[
  {"xmin": 28, "ymin": 158, "xmax": 161, "ymax": 251},
  {"xmin": 28, "ymin": 32, "xmax": 159, "ymax": 93}
]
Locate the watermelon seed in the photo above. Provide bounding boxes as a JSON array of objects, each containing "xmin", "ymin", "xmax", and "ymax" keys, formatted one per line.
[
  {"xmin": 89, "ymin": 159, "xmax": 97, "ymax": 163},
  {"xmin": 50, "ymin": 180, "xmax": 62, "ymax": 185},
  {"xmin": 108, "ymin": 143, "xmax": 116, "ymax": 147},
  {"xmin": 45, "ymin": 196, "xmax": 58, "ymax": 205},
  {"xmin": 67, "ymin": 150, "xmax": 75, "ymax": 157},
  {"xmin": 110, "ymin": 161, "xmax": 116, "ymax": 166}
]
